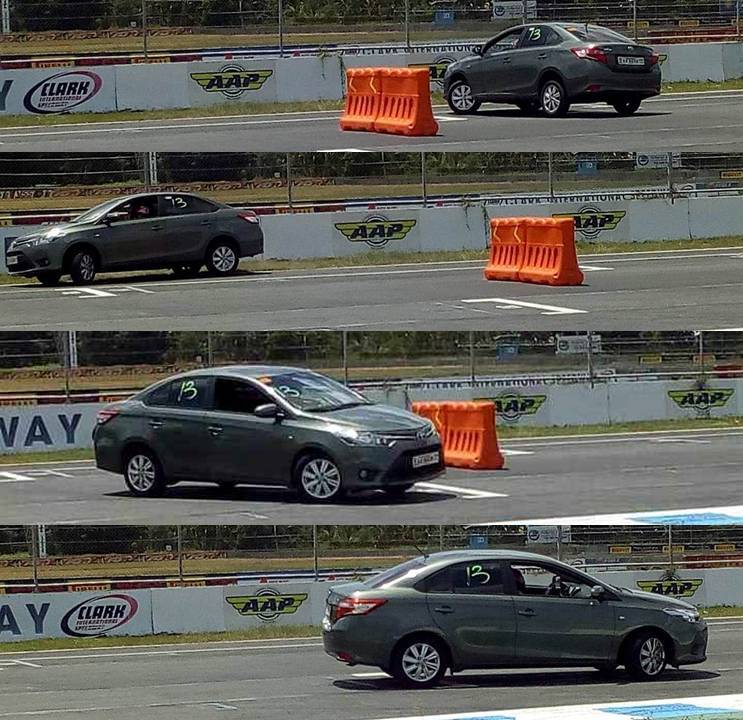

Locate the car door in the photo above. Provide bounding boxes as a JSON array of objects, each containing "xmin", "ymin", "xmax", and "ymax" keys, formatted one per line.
[
  {"xmin": 140, "ymin": 376, "xmax": 213, "ymax": 480},
  {"xmin": 158, "ymin": 194, "xmax": 218, "ymax": 262},
  {"xmin": 508, "ymin": 25, "xmax": 562, "ymax": 97},
  {"xmin": 97, "ymin": 196, "xmax": 164, "ymax": 268},
  {"xmin": 202, "ymin": 376, "xmax": 297, "ymax": 486},
  {"xmin": 469, "ymin": 28, "xmax": 525, "ymax": 97},
  {"xmin": 508, "ymin": 561, "xmax": 616, "ymax": 665},
  {"xmin": 423, "ymin": 559, "xmax": 517, "ymax": 667}
]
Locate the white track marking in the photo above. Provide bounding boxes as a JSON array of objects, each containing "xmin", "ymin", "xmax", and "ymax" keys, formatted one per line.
[
  {"xmin": 416, "ymin": 482, "xmax": 507, "ymax": 499},
  {"xmin": 460, "ymin": 298, "xmax": 588, "ymax": 315}
]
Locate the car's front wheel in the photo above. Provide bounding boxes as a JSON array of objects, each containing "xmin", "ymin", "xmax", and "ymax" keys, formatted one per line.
[
  {"xmin": 447, "ymin": 79, "xmax": 481, "ymax": 115},
  {"xmin": 612, "ymin": 97, "xmax": 642, "ymax": 116},
  {"xmin": 69, "ymin": 249, "xmax": 98, "ymax": 285},
  {"xmin": 294, "ymin": 454, "xmax": 344, "ymax": 503},
  {"xmin": 123, "ymin": 448, "xmax": 167, "ymax": 497},
  {"xmin": 625, "ymin": 632, "xmax": 668, "ymax": 680},
  {"xmin": 392, "ymin": 637, "xmax": 448, "ymax": 688},
  {"xmin": 35, "ymin": 271, "xmax": 62, "ymax": 286},
  {"xmin": 206, "ymin": 240, "xmax": 240, "ymax": 276},
  {"xmin": 540, "ymin": 79, "xmax": 570, "ymax": 117}
]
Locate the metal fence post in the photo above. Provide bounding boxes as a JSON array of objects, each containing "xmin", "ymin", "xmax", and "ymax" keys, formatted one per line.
[
  {"xmin": 586, "ymin": 330, "xmax": 595, "ymax": 388},
  {"xmin": 142, "ymin": 0, "xmax": 149, "ymax": 59},
  {"xmin": 404, "ymin": 0, "xmax": 411, "ymax": 50},
  {"xmin": 342, "ymin": 330, "xmax": 349, "ymax": 385},
  {"xmin": 421, "ymin": 151, "xmax": 428, "ymax": 207},
  {"xmin": 632, "ymin": 0, "xmax": 638, "ymax": 41},
  {"xmin": 468, "ymin": 330, "xmax": 476, "ymax": 385},
  {"xmin": 547, "ymin": 152, "xmax": 554, "ymax": 198},
  {"xmin": 278, "ymin": 0, "xmax": 285, "ymax": 57},
  {"xmin": 1, "ymin": 0, "xmax": 10, "ymax": 34},
  {"xmin": 439, "ymin": 525, "xmax": 444, "ymax": 551},
  {"xmin": 207, "ymin": 331, "xmax": 214, "ymax": 366},
  {"xmin": 667, "ymin": 525, "xmax": 674, "ymax": 567},
  {"xmin": 177, "ymin": 525, "xmax": 184, "ymax": 586},
  {"xmin": 31, "ymin": 526, "xmax": 39, "ymax": 592},
  {"xmin": 312, "ymin": 525, "xmax": 319, "ymax": 580},
  {"xmin": 522, "ymin": 0, "xmax": 528, "ymax": 24},
  {"xmin": 286, "ymin": 153, "xmax": 293, "ymax": 210},
  {"xmin": 738, "ymin": 0, "xmax": 742, "ymax": 41}
]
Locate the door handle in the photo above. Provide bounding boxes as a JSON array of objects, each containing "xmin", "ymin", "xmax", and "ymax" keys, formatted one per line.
[
  {"xmin": 517, "ymin": 609, "xmax": 535, "ymax": 617},
  {"xmin": 148, "ymin": 420, "xmax": 164, "ymax": 429},
  {"xmin": 151, "ymin": 224, "xmax": 164, "ymax": 231},
  {"xmin": 200, "ymin": 220, "xmax": 211, "ymax": 225},
  {"xmin": 538, "ymin": 53, "xmax": 548, "ymax": 59},
  {"xmin": 434, "ymin": 606, "xmax": 454, "ymax": 614},
  {"xmin": 502, "ymin": 58, "xmax": 512, "ymax": 64},
  {"xmin": 208, "ymin": 425, "xmax": 224, "ymax": 436}
]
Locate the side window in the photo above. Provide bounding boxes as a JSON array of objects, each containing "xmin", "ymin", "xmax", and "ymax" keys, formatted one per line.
[
  {"xmin": 520, "ymin": 25, "xmax": 547, "ymax": 48},
  {"xmin": 145, "ymin": 377, "xmax": 208, "ymax": 409},
  {"xmin": 160, "ymin": 194, "xmax": 217, "ymax": 216},
  {"xmin": 213, "ymin": 378, "xmax": 272, "ymax": 414},
  {"xmin": 452, "ymin": 561, "xmax": 505, "ymax": 595},
  {"xmin": 417, "ymin": 567, "xmax": 454, "ymax": 594},
  {"xmin": 509, "ymin": 562, "xmax": 594, "ymax": 599},
  {"xmin": 144, "ymin": 381, "xmax": 172, "ymax": 407},
  {"xmin": 125, "ymin": 196, "xmax": 159, "ymax": 221},
  {"xmin": 484, "ymin": 29, "xmax": 523, "ymax": 56}
]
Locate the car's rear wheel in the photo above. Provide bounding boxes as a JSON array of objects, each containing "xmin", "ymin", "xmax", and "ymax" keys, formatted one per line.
[
  {"xmin": 382, "ymin": 484, "xmax": 414, "ymax": 500},
  {"xmin": 612, "ymin": 97, "xmax": 642, "ymax": 116},
  {"xmin": 625, "ymin": 632, "xmax": 668, "ymax": 680},
  {"xmin": 123, "ymin": 448, "xmax": 167, "ymax": 497},
  {"xmin": 35, "ymin": 271, "xmax": 62, "ymax": 286},
  {"xmin": 171, "ymin": 263, "xmax": 202, "ymax": 278},
  {"xmin": 206, "ymin": 240, "xmax": 239, "ymax": 276},
  {"xmin": 294, "ymin": 454, "xmax": 344, "ymax": 503},
  {"xmin": 392, "ymin": 637, "xmax": 447, "ymax": 688},
  {"xmin": 447, "ymin": 80, "xmax": 480, "ymax": 115},
  {"xmin": 540, "ymin": 79, "xmax": 570, "ymax": 117},
  {"xmin": 69, "ymin": 249, "xmax": 98, "ymax": 285}
]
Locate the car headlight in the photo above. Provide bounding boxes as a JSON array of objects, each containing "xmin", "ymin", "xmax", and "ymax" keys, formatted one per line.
[
  {"xmin": 664, "ymin": 607, "xmax": 700, "ymax": 623},
  {"xmin": 331, "ymin": 426, "xmax": 396, "ymax": 447}
]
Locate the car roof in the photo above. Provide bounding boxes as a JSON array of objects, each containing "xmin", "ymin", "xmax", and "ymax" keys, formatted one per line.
[
  {"xmin": 174, "ymin": 365, "xmax": 312, "ymax": 380},
  {"xmin": 104, "ymin": 191, "xmax": 209, "ymax": 201},
  {"xmin": 422, "ymin": 549, "xmax": 570, "ymax": 564}
]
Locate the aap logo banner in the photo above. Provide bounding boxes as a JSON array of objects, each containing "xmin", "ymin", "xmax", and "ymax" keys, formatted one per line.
[{"xmin": 335, "ymin": 214, "xmax": 417, "ymax": 249}]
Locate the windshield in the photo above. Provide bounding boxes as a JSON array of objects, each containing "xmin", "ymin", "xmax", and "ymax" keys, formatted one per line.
[
  {"xmin": 365, "ymin": 556, "xmax": 428, "ymax": 589},
  {"xmin": 257, "ymin": 371, "xmax": 371, "ymax": 413},
  {"xmin": 73, "ymin": 198, "xmax": 126, "ymax": 225},
  {"xmin": 563, "ymin": 25, "xmax": 633, "ymax": 44}
]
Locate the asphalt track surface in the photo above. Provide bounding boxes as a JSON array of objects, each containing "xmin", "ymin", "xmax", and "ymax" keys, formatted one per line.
[
  {"xmin": 0, "ymin": 91, "xmax": 741, "ymax": 152},
  {"xmin": 2, "ymin": 620, "xmax": 742, "ymax": 719},
  {"xmin": 2, "ymin": 248, "xmax": 743, "ymax": 331},
  {"xmin": 2, "ymin": 427, "xmax": 742, "ymax": 525}
]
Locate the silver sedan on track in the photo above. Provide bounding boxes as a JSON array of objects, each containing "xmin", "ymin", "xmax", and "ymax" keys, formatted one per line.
[{"xmin": 5, "ymin": 192, "xmax": 264, "ymax": 285}]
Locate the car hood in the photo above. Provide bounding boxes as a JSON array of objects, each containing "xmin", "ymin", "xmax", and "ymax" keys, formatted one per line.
[
  {"xmin": 11, "ymin": 221, "xmax": 82, "ymax": 246},
  {"xmin": 309, "ymin": 404, "xmax": 432, "ymax": 433},
  {"xmin": 613, "ymin": 585, "xmax": 697, "ymax": 611}
]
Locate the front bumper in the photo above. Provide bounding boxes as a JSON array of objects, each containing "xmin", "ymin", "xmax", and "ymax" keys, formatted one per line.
[
  {"xmin": 674, "ymin": 623, "xmax": 708, "ymax": 666},
  {"xmin": 5, "ymin": 246, "xmax": 60, "ymax": 276}
]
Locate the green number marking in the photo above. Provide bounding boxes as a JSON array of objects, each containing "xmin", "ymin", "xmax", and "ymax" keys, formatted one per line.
[
  {"xmin": 528, "ymin": 27, "xmax": 541, "ymax": 40},
  {"xmin": 466, "ymin": 564, "xmax": 491, "ymax": 586},
  {"xmin": 177, "ymin": 380, "xmax": 199, "ymax": 402}
]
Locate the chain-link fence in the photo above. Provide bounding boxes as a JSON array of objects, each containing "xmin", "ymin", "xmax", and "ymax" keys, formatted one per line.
[
  {"xmin": 2, "ymin": 1, "xmax": 741, "ymax": 54},
  {"xmin": 2, "ymin": 331, "xmax": 743, "ymax": 395},
  {"xmin": 1, "ymin": 152, "xmax": 743, "ymax": 214},
  {"xmin": 3, "ymin": 524, "xmax": 743, "ymax": 589}
]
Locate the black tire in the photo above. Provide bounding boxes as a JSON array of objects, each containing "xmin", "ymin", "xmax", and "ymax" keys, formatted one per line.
[
  {"xmin": 35, "ymin": 271, "xmax": 62, "ymax": 286},
  {"xmin": 391, "ymin": 636, "xmax": 448, "ymax": 688},
  {"xmin": 612, "ymin": 97, "xmax": 642, "ymax": 116},
  {"xmin": 123, "ymin": 448, "xmax": 167, "ymax": 497},
  {"xmin": 171, "ymin": 263, "xmax": 202, "ymax": 278},
  {"xmin": 446, "ymin": 79, "xmax": 481, "ymax": 115},
  {"xmin": 624, "ymin": 631, "xmax": 668, "ymax": 681},
  {"xmin": 382, "ymin": 484, "xmax": 414, "ymax": 500},
  {"xmin": 540, "ymin": 78, "xmax": 570, "ymax": 117},
  {"xmin": 68, "ymin": 248, "xmax": 98, "ymax": 285},
  {"xmin": 294, "ymin": 453, "xmax": 345, "ymax": 503},
  {"xmin": 205, "ymin": 240, "xmax": 240, "ymax": 276}
]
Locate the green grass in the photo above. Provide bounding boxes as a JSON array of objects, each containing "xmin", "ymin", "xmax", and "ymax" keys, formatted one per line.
[
  {"xmin": 700, "ymin": 605, "xmax": 743, "ymax": 618},
  {"xmin": 0, "ymin": 448, "xmax": 94, "ymax": 465},
  {"xmin": 0, "ymin": 625, "xmax": 321, "ymax": 653},
  {"xmin": 0, "ymin": 78, "xmax": 738, "ymax": 128},
  {"xmin": 3, "ymin": 235, "xmax": 742, "ymax": 287}
]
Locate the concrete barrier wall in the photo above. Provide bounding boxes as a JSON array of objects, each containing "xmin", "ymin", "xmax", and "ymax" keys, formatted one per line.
[
  {"xmin": 2, "ymin": 569, "xmax": 740, "ymax": 642},
  {"xmin": 2, "ymin": 378, "xmax": 741, "ymax": 453},
  {"xmin": 0, "ymin": 41, "xmax": 740, "ymax": 116}
]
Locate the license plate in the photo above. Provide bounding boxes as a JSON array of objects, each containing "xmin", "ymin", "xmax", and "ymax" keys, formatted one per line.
[
  {"xmin": 412, "ymin": 451, "xmax": 440, "ymax": 469},
  {"xmin": 6, "ymin": 255, "xmax": 18, "ymax": 266},
  {"xmin": 617, "ymin": 55, "xmax": 645, "ymax": 66}
]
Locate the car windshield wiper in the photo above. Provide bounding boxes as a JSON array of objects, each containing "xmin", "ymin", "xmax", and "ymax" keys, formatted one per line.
[{"xmin": 306, "ymin": 401, "xmax": 371, "ymax": 413}]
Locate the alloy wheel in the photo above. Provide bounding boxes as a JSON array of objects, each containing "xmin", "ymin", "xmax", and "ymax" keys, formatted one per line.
[
  {"xmin": 401, "ymin": 642, "xmax": 442, "ymax": 683},
  {"xmin": 451, "ymin": 83, "xmax": 475, "ymax": 112},
  {"xmin": 542, "ymin": 82, "xmax": 562, "ymax": 115},
  {"xmin": 79, "ymin": 254, "xmax": 96, "ymax": 282},
  {"xmin": 300, "ymin": 458, "xmax": 342, "ymax": 500},
  {"xmin": 126, "ymin": 454, "xmax": 156, "ymax": 492},
  {"xmin": 212, "ymin": 245, "xmax": 236, "ymax": 273},
  {"xmin": 639, "ymin": 636, "xmax": 666, "ymax": 676}
]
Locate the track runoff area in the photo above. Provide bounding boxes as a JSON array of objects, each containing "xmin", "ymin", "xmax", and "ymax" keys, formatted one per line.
[
  {"xmin": 1, "ymin": 619, "xmax": 742, "ymax": 720},
  {"xmin": 0, "ymin": 90, "xmax": 742, "ymax": 152},
  {"xmin": 1, "ymin": 247, "xmax": 743, "ymax": 331},
  {"xmin": 1, "ymin": 426, "xmax": 742, "ymax": 525}
]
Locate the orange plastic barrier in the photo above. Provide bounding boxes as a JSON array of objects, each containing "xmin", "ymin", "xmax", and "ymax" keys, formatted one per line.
[
  {"xmin": 412, "ymin": 401, "xmax": 504, "ymax": 471},
  {"xmin": 484, "ymin": 216, "xmax": 584, "ymax": 287},
  {"xmin": 339, "ymin": 68, "xmax": 381, "ymax": 132},
  {"xmin": 339, "ymin": 67, "xmax": 438, "ymax": 137}
]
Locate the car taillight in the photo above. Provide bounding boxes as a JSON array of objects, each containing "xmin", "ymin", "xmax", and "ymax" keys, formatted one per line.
[
  {"xmin": 649, "ymin": 52, "xmax": 660, "ymax": 66},
  {"xmin": 571, "ymin": 46, "xmax": 608, "ymax": 64},
  {"xmin": 238, "ymin": 211, "xmax": 260, "ymax": 224},
  {"xmin": 334, "ymin": 596, "xmax": 387, "ymax": 621},
  {"xmin": 96, "ymin": 408, "xmax": 120, "ymax": 425}
]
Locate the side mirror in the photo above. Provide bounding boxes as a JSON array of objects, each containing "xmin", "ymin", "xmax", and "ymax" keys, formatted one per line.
[
  {"xmin": 591, "ymin": 585, "xmax": 605, "ymax": 600},
  {"xmin": 254, "ymin": 403, "xmax": 285, "ymax": 421}
]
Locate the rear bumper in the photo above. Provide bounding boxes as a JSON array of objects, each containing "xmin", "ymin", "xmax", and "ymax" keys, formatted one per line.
[
  {"xmin": 567, "ymin": 66, "xmax": 662, "ymax": 101},
  {"xmin": 323, "ymin": 627, "xmax": 390, "ymax": 669},
  {"xmin": 237, "ymin": 230, "xmax": 264, "ymax": 258}
]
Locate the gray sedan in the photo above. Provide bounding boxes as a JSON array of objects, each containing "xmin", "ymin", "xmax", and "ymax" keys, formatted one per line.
[
  {"xmin": 5, "ymin": 192, "xmax": 264, "ymax": 285},
  {"xmin": 93, "ymin": 365, "xmax": 444, "ymax": 502},
  {"xmin": 444, "ymin": 23, "xmax": 661, "ymax": 117},
  {"xmin": 323, "ymin": 550, "xmax": 708, "ymax": 686}
]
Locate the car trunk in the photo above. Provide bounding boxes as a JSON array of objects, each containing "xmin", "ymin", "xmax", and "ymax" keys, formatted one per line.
[{"xmin": 600, "ymin": 44, "xmax": 655, "ymax": 73}]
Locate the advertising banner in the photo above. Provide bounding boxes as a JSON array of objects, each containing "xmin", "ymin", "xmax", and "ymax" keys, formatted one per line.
[{"xmin": 222, "ymin": 583, "xmax": 320, "ymax": 630}]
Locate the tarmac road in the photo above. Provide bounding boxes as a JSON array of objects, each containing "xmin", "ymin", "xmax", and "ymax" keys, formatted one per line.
[
  {"xmin": 1, "ymin": 620, "xmax": 742, "ymax": 720},
  {"xmin": 0, "ymin": 91, "xmax": 742, "ymax": 152},
  {"xmin": 2, "ymin": 427, "xmax": 742, "ymax": 525},
  {"xmin": 1, "ymin": 248, "xmax": 743, "ymax": 331}
]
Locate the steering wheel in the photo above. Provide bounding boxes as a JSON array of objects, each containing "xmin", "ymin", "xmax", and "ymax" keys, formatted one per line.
[{"xmin": 545, "ymin": 576, "xmax": 563, "ymax": 596}]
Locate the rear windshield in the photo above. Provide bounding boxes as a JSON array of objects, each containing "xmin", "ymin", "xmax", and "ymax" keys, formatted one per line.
[
  {"xmin": 563, "ymin": 25, "xmax": 633, "ymax": 44},
  {"xmin": 365, "ymin": 556, "xmax": 428, "ymax": 588}
]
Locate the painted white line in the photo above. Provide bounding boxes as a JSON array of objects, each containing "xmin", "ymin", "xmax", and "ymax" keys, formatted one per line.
[
  {"xmin": 0, "ymin": 471, "xmax": 34, "ymax": 483},
  {"xmin": 352, "ymin": 671, "xmax": 390, "ymax": 678},
  {"xmin": 579, "ymin": 265, "xmax": 614, "ymax": 271},
  {"xmin": 650, "ymin": 438, "xmax": 712, "ymax": 444},
  {"xmin": 58, "ymin": 287, "xmax": 116, "ymax": 298},
  {"xmin": 0, "ymin": 659, "xmax": 42, "ymax": 668},
  {"xmin": 417, "ymin": 482, "xmax": 507, "ymax": 500},
  {"xmin": 506, "ymin": 427, "xmax": 743, "ymax": 446},
  {"xmin": 501, "ymin": 449, "xmax": 533, "ymax": 456},
  {"xmin": 460, "ymin": 297, "xmax": 588, "ymax": 316}
]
